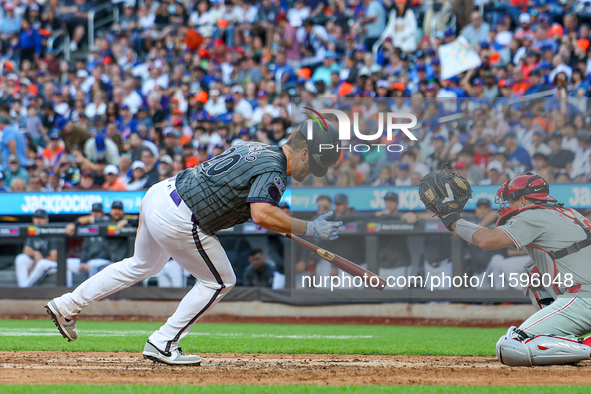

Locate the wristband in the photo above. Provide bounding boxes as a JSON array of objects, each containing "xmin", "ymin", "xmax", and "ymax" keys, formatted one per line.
[
  {"xmin": 304, "ymin": 221, "xmax": 314, "ymax": 237},
  {"xmin": 441, "ymin": 212, "xmax": 461, "ymax": 231},
  {"xmin": 454, "ymin": 219, "xmax": 484, "ymax": 244}
]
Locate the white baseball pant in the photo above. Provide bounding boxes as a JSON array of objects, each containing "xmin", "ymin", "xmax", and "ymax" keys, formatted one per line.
[
  {"xmin": 53, "ymin": 177, "xmax": 236, "ymax": 352},
  {"xmin": 15, "ymin": 253, "xmax": 57, "ymax": 288}
]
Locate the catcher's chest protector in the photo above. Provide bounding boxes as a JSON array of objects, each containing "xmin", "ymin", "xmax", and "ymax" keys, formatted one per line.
[{"xmin": 497, "ymin": 203, "xmax": 591, "ymax": 261}]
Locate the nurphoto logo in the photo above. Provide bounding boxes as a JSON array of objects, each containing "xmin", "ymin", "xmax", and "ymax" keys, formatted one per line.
[{"xmin": 304, "ymin": 107, "xmax": 418, "ymax": 153}]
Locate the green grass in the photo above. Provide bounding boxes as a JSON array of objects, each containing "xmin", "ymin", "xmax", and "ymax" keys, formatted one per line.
[
  {"xmin": 0, "ymin": 319, "xmax": 504, "ymax": 356},
  {"xmin": 1, "ymin": 385, "xmax": 590, "ymax": 393}
]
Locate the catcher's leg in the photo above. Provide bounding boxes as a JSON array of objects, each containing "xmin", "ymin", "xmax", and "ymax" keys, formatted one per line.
[
  {"xmin": 496, "ymin": 296, "xmax": 591, "ymax": 366},
  {"xmin": 496, "ymin": 326, "xmax": 591, "ymax": 366}
]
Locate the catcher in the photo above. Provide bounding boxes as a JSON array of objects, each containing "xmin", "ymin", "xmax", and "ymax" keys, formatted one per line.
[{"xmin": 420, "ymin": 168, "xmax": 591, "ymax": 366}]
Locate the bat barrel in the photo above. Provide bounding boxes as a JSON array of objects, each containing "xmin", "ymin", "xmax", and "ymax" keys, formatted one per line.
[{"xmin": 286, "ymin": 234, "xmax": 387, "ymax": 291}]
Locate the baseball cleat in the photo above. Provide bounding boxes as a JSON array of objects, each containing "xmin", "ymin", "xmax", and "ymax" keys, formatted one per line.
[
  {"xmin": 143, "ymin": 341, "xmax": 202, "ymax": 365},
  {"xmin": 45, "ymin": 300, "xmax": 78, "ymax": 341}
]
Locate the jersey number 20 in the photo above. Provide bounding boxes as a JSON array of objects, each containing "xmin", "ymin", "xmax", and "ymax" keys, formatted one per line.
[{"xmin": 202, "ymin": 147, "xmax": 242, "ymax": 176}]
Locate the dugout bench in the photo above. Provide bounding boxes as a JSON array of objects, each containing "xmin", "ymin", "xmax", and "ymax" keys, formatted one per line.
[{"xmin": 0, "ymin": 218, "xmax": 526, "ymax": 304}]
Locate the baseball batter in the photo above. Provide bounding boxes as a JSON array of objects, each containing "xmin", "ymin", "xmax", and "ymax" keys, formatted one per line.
[
  {"xmin": 45, "ymin": 120, "xmax": 342, "ymax": 365},
  {"xmin": 422, "ymin": 171, "xmax": 591, "ymax": 366}
]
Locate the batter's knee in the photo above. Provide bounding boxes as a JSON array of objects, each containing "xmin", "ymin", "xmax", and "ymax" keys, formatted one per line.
[
  {"xmin": 95, "ymin": 256, "xmax": 156, "ymax": 283},
  {"xmin": 224, "ymin": 271, "xmax": 236, "ymax": 290}
]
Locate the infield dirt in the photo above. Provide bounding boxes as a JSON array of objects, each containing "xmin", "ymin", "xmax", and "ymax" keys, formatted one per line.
[{"xmin": 1, "ymin": 352, "xmax": 591, "ymax": 386}]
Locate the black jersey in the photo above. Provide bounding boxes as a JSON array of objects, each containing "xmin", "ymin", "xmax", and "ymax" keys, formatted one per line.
[{"xmin": 175, "ymin": 142, "xmax": 288, "ymax": 235}]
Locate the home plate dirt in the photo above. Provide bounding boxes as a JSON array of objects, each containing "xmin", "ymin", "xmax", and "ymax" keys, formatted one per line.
[{"xmin": 1, "ymin": 352, "xmax": 591, "ymax": 385}]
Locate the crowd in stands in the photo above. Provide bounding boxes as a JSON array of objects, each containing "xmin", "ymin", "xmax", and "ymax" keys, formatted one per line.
[{"xmin": 0, "ymin": 0, "xmax": 591, "ymax": 193}]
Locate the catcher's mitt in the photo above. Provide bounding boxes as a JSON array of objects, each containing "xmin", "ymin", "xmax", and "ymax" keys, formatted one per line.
[{"xmin": 419, "ymin": 166, "xmax": 472, "ymax": 230}]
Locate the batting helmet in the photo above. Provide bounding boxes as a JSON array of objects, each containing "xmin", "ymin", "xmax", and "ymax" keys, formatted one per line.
[
  {"xmin": 298, "ymin": 118, "xmax": 341, "ymax": 177},
  {"xmin": 496, "ymin": 173, "xmax": 557, "ymax": 203}
]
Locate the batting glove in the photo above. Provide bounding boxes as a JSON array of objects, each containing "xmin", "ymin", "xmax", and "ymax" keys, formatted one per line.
[{"xmin": 305, "ymin": 211, "xmax": 343, "ymax": 240}]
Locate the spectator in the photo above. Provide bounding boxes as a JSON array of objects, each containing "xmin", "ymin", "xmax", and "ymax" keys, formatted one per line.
[
  {"xmin": 0, "ymin": 3, "xmax": 21, "ymax": 39},
  {"xmin": 311, "ymin": 52, "xmax": 340, "ymax": 85},
  {"xmin": 139, "ymin": 148, "xmax": 160, "ymax": 188},
  {"xmin": 479, "ymin": 160, "xmax": 506, "ymax": 185},
  {"xmin": 84, "ymin": 134, "xmax": 120, "ymax": 165},
  {"xmin": 473, "ymin": 138, "xmax": 491, "ymax": 169},
  {"xmin": 361, "ymin": 0, "xmax": 386, "ymax": 50},
  {"xmin": 335, "ymin": 166, "xmax": 359, "ymax": 187},
  {"xmin": 28, "ymin": 174, "xmax": 43, "ymax": 192},
  {"xmin": 297, "ymin": 18, "xmax": 328, "ymax": 68},
  {"xmin": 163, "ymin": 129, "xmax": 183, "ymax": 158},
  {"xmin": 0, "ymin": 172, "xmax": 9, "ymax": 192},
  {"xmin": 525, "ymin": 69, "xmax": 550, "ymax": 95},
  {"xmin": 74, "ymin": 170, "xmax": 98, "ymax": 191},
  {"xmin": 0, "ymin": 115, "xmax": 27, "ymax": 166},
  {"xmin": 372, "ymin": 166, "xmax": 393, "ymax": 186},
  {"xmin": 14, "ymin": 209, "xmax": 57, "ymax": 288},
  {"xmin": 570, "ymin": 131, "xmax": 591, "ymax": 181},
  {"xmin": 58, "ymin": 118, "xmax": 92, "ymax": 153},
  {"xmin": 349, "ymin": 153, "xmax": 371, "ymax": 184},
  {"xmin": 502, "ymin": 132, "xmax": 532, "ymax": 171},
  {"xmin": 548, "ymin": 132, "xmax": 575, "ymax": 173},
  {"xmin": 561, "ymin": 122, "xmax": 579, "ymax": 153},
  {"xmin": 526, "ymin": 129, "xmax": 552, "ymax": 157},
  {"xmin": 84, "ymin": 91, "xmax": 108, "ymax": 120},
  {"xmin": 42, "ymin": 129, "xmax": 65, "ymax": 167},
  {"xmin": 461, "ymin": 11, "xmax": 490, "ymax": 47},
  {"xmin": 380, "ymin": 0, "xmax": 418, "ymax": 53},
  {"xmin": 59, "ymin": 0, "xmax": 92, "ymax": 51},
  {"xmin": 530, "ymin": 151, "xmax": 548, "ymax": 173},
  {"xmin": 18, "ymin": 18, "xmax": 42, "ymax": 65},
  {"xmin": 117, "ymin": 105, "xmax": 139, "ymax": 140},
  {"xmin": 400, "ymin": 151, "xmax": 429, "ymax": 177},
  {"xmin": 394, "ymin": 161, "xmax": 412, "ymax": 186},
  {"xmin": 457, "ymin": 148, "xmax": 485, "ymax": 184},
  {"xmin": 243, "ymin": 248, "xmax": 275, "ymax": 287},
  {"xmin": 230, "ymin": 85, "xmax": 254, "ymax": 121},
  {"xmin": 286, "ymin": 0, "xmax": 309, "ymax": 27},
  {"xmin": 5, "ymin": 154, "xmax": 29, "ymax": 186},
  {"xmin": 126, "ymin": 160, "xmax": 148, "ymax": 191},
  {"xmin": 102, "ymin": 165, "xmax": 127, "ymax": 191},
  {"xmin": 453, "ymin": 159, "xmax": 470, "ymax": 181}
]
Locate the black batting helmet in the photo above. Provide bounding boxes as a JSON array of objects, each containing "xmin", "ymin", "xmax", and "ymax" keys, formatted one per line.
[{"xmin": 298, "ymin": 118, "xmax": 341, "ymax": 177}]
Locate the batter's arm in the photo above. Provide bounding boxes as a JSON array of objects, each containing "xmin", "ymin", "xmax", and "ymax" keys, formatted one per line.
[{"xmin": 250, "ymin": 202, "xmax": 307, "ymax": 235}]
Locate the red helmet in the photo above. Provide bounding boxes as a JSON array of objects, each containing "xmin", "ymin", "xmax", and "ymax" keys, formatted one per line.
[{"xmin": 496, "ymin": 174, "xmax": 557, "ymax": 203}]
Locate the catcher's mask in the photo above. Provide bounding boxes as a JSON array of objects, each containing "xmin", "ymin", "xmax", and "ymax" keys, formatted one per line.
[{"xmin": 495, "ymin": 173, "xmax": 556, "ymax": 216}]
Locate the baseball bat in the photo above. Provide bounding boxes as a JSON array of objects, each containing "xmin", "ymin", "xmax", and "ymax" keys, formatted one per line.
[{"xmin": 284, "ymin": 233, "xmax": 387, "ymax": 291}]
